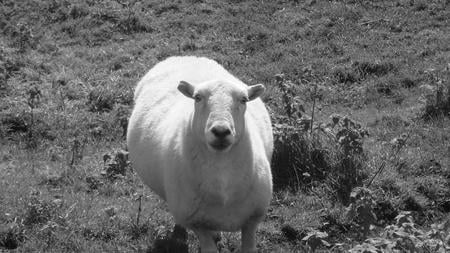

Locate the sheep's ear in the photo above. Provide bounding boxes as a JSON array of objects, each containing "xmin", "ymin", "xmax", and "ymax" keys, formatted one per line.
[
  {"xmin": 247, "ymin": 84, "xmax": 265, "ymax": 101},
  {"xmin": 178, "ymin": 81, "xmax": 195, "ymax": 98}
]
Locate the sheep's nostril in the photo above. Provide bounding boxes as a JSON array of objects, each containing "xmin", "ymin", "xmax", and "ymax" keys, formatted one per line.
[{"xmin": 211, "ymin": 126, "xmax": 231, "ymax": 138}]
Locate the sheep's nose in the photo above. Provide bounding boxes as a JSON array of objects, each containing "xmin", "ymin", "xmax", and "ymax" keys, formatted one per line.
[{"xmin": 211, "ymin": 125, "xmax": 231, "ymax": 139}]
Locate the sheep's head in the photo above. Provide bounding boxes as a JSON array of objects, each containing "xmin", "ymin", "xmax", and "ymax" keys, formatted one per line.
[{"xmin": 178, "ymin": 80, "xmax": 265, "ymax": 153}]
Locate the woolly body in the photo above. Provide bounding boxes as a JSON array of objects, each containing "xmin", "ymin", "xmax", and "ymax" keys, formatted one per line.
[{"xmin": 127, "ymin": 56, "xmax": 273, "ymax": 252}]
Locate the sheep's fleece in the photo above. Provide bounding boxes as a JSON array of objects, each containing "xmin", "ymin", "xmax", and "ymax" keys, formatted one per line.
[{"xmin": 127, "ymin": 56, "xmax": 273, "ymax": 253}]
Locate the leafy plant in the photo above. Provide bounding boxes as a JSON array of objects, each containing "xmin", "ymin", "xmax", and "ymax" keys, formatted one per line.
[
  {"xmin": 367, "ymin": 132, "xmax": 410, "ymax": 188},
  {"xmin": 319, "ymin": 114, "xmax": 369, "ymax": 156},
  {"xmin": 115, "ymin": 104, "xmax": 129, "ymax": 138},
  {"xmin": 101, "ymin": 150, "xmax": 130, "ymax": 180},
  {"xmin": 271, "ymin": 75, "xmax": 368, "ymax": 201},
  {"xmin": 350, "ymin": 212, "xmax": 450, "ymax": 252},
  {"xmin": 301, "ymin": 230, "xmax": 330, "ymax": 252},
  {"xmin": 345, "ymin": 187, "xmax": 377, "ymax": 238}
]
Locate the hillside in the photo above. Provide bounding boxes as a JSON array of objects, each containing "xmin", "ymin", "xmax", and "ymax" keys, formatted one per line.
[{"xmin": 1, "ymin": 0, "xmax": 449, "ymax": 252}]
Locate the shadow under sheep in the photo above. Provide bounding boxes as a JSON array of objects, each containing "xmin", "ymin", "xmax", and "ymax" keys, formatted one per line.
[{"xmin": 148, "ymin": 225, "xmax": 189, "ymax": 253}]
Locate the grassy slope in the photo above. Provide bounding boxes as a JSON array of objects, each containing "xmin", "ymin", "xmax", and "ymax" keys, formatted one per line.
[{"xmin": 1, "ymin": 0, "xmax": 449, "ymax": 252}]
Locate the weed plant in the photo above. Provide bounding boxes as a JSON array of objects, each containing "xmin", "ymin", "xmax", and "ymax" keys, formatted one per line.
[{"xmin": 271, "ymin": 74, "xmax": 369, "ymax": 205}]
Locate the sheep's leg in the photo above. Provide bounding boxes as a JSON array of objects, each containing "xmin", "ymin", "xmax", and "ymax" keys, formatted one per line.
[
  {"xmin": 193, "ymin": 228, "xmax": 218, "ymax": 253},
  {"xmin": 172, "ymin": 224, "xmax": 188, "ymax": 242},
  {"xmin": 240, "ymin": 220, "xmax": 259, "ymax": 253}
]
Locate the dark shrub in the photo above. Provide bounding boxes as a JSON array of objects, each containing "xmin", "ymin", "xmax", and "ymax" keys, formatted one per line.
[
  {"xmin": 374, "ymin": 200, "xmax": 398, "ymax": 226},
  {"xmin": 87, "ymin": 86, "xmax": 116, "ymax": 112},
  {"xmin": 353, "ymin": 61, "xmax": 395, "ymax": 78},
  {"xmin": 333, "ymin": 67, "xmax": 359, "ymax": 83},
  {"xmin": 1, "ymin": 112, "xmax": 28, "ymax": 134},
  {"xmin": 0, "ymin": 223, "xmax": 24, "ymax": 250},
  {"xmin": 271, "ymin": 77, "xmax": 368, "ymax": 202},
  {"xmin": 117, "ymin": 14, "xmax": 153, "ymax": 34},
  {"xmin": 272, "ymin": 127, "xmax": 329, "ymax": 191},
  {"xmin": 23, "ymin": 198, "xmax": 58, "ymax": 226}
]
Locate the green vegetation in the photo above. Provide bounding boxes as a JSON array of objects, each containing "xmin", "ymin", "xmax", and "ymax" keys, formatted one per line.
[{"xmin": 1, "ymin": 0, "xmax": 449, "ymax": 252}]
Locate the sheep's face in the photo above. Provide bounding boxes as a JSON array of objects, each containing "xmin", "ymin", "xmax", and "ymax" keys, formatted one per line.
[{"xmin": 178, "ymin": 80, "xmax": 265, "ymax": 153}]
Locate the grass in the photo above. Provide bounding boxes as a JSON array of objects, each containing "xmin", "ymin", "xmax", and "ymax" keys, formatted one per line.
[{"xmin": 1, "ymin": 0, "xmax": 449, "ymax": 252}]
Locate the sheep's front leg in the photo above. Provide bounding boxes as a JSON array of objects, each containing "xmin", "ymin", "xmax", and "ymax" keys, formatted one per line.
[
  {"xmin": 193, "ymin": 228, "xmax": 218, "ymax": 253},
  {"xmin": 241, "ymin": 220, "xmax": 259, "ymax": 253}
]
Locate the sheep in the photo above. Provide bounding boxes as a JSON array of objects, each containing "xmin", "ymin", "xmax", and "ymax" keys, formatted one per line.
[{"xmin": 127, "ymin": 56, "xmax": 273, "ymax": 253}]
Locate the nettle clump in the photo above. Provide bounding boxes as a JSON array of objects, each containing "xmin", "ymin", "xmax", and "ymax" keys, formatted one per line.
[
  {"xmin": 270, "ymin": 74, "xmax": 368, "ymax": 203},
  {"xmin": 320, "ymin": 114, "xmax": 369, "ymax": 156},
  {"xmin": 319, "ymin": 114, "xmax": 369, "ymax": 205},
  {"xmin": 350, "ymin": 212, "xmax": 450, "ymax": 253},
  {"xmin": 270, "ymin": 74, "xmax": 322, "ymax": 191},
  {"xmin": 301, "ymin": 230, "xmax": 330, "ymax": 252},
  {"xmin": 101, "ymin": 150, "xmax": 130, "ymax": 180},
  {"xmin": 345, "ymin": 187, "xmax": 377, "ymax": 238}
]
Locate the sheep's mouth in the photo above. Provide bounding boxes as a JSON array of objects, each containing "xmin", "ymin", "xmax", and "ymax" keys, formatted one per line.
[{"xmin": 209, "ymin": 140, "xmax": 232, "ymax": 151}]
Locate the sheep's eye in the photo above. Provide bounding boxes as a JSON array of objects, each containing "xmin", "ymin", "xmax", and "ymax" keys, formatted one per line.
[
  {"xmin": 194, "ymin": 94, "xmax": 202, "ymax": 102},
  {"xmin": 240, "ymin": 96, "xmax": 249, "ymax": 104}
]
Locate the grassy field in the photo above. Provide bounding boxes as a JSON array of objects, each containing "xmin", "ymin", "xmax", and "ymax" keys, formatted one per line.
[{"xmin": 1, "ymin": 0, "xmax": 449, "ymax": 252}]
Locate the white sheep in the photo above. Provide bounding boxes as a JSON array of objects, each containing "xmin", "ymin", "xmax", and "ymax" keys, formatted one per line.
[{"xmin": 127, "ymin": 56, "xmax": 273, "ymax": 253}]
